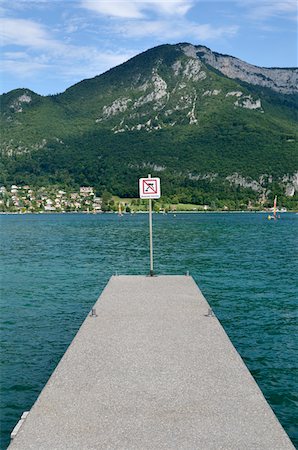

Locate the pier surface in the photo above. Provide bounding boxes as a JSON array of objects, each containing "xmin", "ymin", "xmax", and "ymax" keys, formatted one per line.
[{"xmin": 9, "ymin": 275, "xmax": 294, "ymax": 449}]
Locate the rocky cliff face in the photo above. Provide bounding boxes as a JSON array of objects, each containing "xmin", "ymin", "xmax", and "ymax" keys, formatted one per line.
[
  {"xmin": 226, "ymin": 172, "xmax": 298, "ymax": 201},
  {"xmin": 192, "ymin": 44, "xmax": 298, "ymax": 94},
  {"xmin": 94, "ymin": 45, "xmax": 267, "ymax": 133}
]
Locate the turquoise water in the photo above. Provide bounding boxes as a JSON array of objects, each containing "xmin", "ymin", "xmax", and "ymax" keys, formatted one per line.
[{"xmin": 0, "ymin": 212, "xmax": 297, "ymax": 448}]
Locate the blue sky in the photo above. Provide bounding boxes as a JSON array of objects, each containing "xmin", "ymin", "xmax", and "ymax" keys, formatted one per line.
[{"xmin": 0, "ymin": 0, "xmax": 297, "ymax": 95}]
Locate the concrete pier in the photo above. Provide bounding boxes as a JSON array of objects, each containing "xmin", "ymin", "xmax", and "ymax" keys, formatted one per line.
[{"xmin": 9, "ymin": 275, "xmax": 294, "ymax": 449}]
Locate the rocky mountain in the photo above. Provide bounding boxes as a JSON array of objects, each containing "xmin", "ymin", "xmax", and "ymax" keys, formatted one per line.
[
  {"xmin": 193, "ymin": 44, "xmax": 297, "ymax": 94},
  {"xmin": 0, "ymin": 43, "xmax": 297, "ymax": 209}
]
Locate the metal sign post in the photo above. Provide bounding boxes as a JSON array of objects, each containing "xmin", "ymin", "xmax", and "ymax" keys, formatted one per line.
[
  {"xmin": 139, "ymin": 175, "xmax": 161, "ymax": 276},
  {"xmin": 148, "ymin": 194, "xmax": 154, "ymax": 276}
]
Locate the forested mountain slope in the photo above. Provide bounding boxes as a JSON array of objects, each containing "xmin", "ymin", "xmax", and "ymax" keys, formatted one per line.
[{"xmin": 1, "ymin": 43, "xmax": 297, "ymax": 208}]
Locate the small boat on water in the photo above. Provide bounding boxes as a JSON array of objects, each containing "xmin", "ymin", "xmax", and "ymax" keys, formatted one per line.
[{"xmin": 268, "ymin": 196, "xmax": 280, "ymax": 220}]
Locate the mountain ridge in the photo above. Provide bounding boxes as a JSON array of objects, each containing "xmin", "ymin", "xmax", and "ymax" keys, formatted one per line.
[{"xmin": 0, "ymin": 42, "xmax": 297, "ymax": 209}]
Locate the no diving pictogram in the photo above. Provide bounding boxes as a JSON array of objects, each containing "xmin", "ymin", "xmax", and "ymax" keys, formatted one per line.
[
  {"xmin": 143, "ymin": 179, "xmax": 157, "ymax": 194},
  {"xmin": 139, "ymin": 177, "xmax": 161, "ymax": 199}
]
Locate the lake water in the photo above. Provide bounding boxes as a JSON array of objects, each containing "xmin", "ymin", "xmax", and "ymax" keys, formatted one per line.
[{"xmin": 0, "ymin": 212, "xmax": 297, "ymax": 449}]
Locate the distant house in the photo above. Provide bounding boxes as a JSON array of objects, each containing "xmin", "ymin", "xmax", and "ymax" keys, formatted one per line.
[
  {"xmin": 93, "ymin": 197, "xmax": 102, "ymax": 212},
  {"xmin": 80, "ymin": 187, "xmax": 94, "ymax": 196},
  {"xmin": 12, "ymin": 196, "xmax": 20, "ymax": 206},
  {"xmin": 44, "ymin": 205, "xmax": 56, "ymax": 211}
]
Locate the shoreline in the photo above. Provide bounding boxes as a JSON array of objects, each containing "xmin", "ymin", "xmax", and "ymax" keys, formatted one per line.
[{"xmin": 0, "ymin": 210, "xmax": 296, "ymax": 215}]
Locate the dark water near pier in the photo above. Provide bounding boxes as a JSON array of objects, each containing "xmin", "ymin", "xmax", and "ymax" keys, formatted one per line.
[{"xmin": 1, "ymin": 212, "xmax": 297, "ymax": 448}]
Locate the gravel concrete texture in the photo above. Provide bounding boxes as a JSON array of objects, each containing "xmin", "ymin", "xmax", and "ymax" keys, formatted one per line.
[{"xmin": 9, "ymin": 275, "xmax": 294, "ymax": 449}]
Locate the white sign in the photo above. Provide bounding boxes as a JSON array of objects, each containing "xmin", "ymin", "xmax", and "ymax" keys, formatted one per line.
[{"xmin": 139, "ymin": 177, "xmax": 161, "ymax": 199}]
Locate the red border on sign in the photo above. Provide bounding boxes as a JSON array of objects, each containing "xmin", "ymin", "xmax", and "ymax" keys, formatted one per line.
[{"xmin": 142, "ymin": 179, "xmax": 158, "ymax": 195}]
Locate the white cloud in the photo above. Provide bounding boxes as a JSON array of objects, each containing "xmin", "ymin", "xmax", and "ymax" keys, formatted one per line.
[
  {"xmin": 0, "ymin": 0, "xmax": 52, "ymax": 15},
  {"xmin": 81, "ymin": 0, "xmax": 145, "ymax": 18},
  {"xmin": 0, "ymin": 47, "xmax": 134, "ymax": 85},
  {"xmin": 1, "ymin": 58, "xmax": 50, "ymax": 77},
  {"xmin": 80, "ymin": 0, "xmax": 194, "ymax": 18},
  {"xmin": 114, "ymin": 19, "xmax": 238, "ymax": 41},
  {"xmin": 1, "ymin": 47, "xmax": 134, "ymax": 79},
  {"xmin": 79, "ymin": 1, "xmax": 238, "ymax": 44},
  {"xmin": 58, "ymin": 51, "xmax": 134, "ymax": 79},
  {"xmin": 0, "ymin": 18, "xmax": 52, "ymax": 48},
  {"xmin": 191, "ymin": 23, "xmax": 239, "ymax": 41},
  {"xmin": 141, "ymin": 0, "xmax": 193, "ymax": 16},
  {"xmin": 235, "ymin": 0, "xmax": 297, "ymax": 20},
  {"xmin": 0, "ymin": 16, "xmax": 135, "ymax": 83}
]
